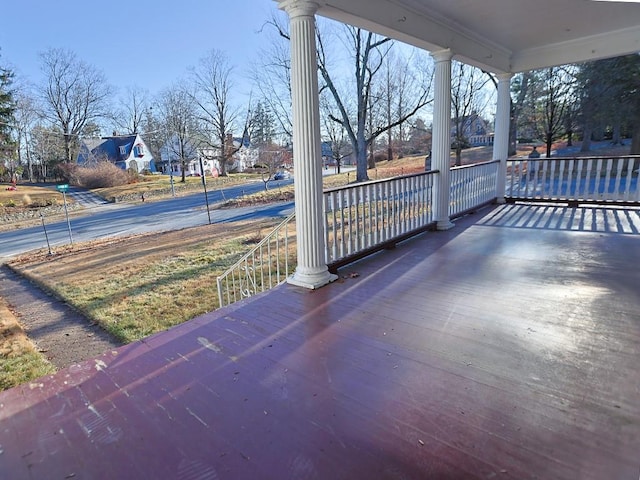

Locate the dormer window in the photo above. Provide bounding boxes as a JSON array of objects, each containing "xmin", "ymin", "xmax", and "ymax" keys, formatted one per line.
[
  {"xmin": 119, "ymin": 146, "xmax": 127, "ymax": 155},
  {"xmin": 133, "ymin": 144, "xmax": 144, "ymax": 157}
]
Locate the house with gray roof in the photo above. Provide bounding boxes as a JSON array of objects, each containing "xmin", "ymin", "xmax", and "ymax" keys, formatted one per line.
[{"xmin": 77, "ymin": 134, "xmax": 156, "ymax": 173}]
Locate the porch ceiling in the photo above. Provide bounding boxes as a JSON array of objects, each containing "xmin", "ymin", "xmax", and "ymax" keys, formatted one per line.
[{"xmin": 277, "ymin": 0, "xmax": 640, "ymax": 73}]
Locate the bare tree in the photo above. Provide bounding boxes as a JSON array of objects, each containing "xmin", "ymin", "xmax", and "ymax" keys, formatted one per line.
[
  {"xmin": 156, "ymin": 84, "xmax": 198, "ymax": 183},
  {"xmin": 111, "ymin": 85, "xmax": 149, "ymax": 135},
  {"xmin": 255, "ymin": 144, "xmax": 291, "ymax": 190},
  {"xmin": 266, "ymin": 17, "xmax": 431, "ymax": 182},
  {"xmin": 450, "ymin": 62, "xmax": 492, "ymax": 166},
  {"xmin": 530, "ymin": 66, "xmax": 577, "ymax": 157},
  {"xmin": 318, "ymin": 28, "xmax": 432, "ymax": 181},
  {"xmin": 190, "ymin": 49, "xmax": 249, "ymax": 177},
  {"xmin": 320, "ymin": 90, "xmax": 351, "ymax": 173},
  {"xmin": 30, "ymin": 124, "xmax": 66, "ymax": 180},
  {"xmin": 38, "ymin": 48, "xmax": 113, "ymax": 163},
  {"xmin": 13, "ymin": 88, "xmax": 41, "ymax": 182},
  {"xmin": 377, "ymin": 49, "xmax": 433, "ymax": 161},
  {"xmin": 250, "ymin": 31, "xmax": 293, "ymax": 143}
]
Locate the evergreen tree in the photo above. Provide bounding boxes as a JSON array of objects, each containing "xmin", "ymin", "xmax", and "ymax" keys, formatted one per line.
[
  {"xmin": 0, "ymin": 57, "xmax": 16, "ymax": 151},
  {"xmin": 250, "ymin": 102, "xmax": 275, "ymax": 146},
  {"xmin": 0, "ymin": 55, "xmax": 17, "ymax": 181},
  {"xmin": 576, "ymin": 54, "xmax": 640, "ymax": 153}
]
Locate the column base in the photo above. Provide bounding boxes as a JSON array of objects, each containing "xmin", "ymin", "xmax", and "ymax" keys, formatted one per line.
[
  {"xmin": 437, "ymin": 219, "xmax": 455, "ymax": 231},
  {"xmin": 287, "ymin": 269, "xmax": 338, "ymax": 290}
]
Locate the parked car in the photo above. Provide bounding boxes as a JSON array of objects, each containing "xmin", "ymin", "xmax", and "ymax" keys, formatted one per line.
[{"xmin": 273, "ymin": 170, "xmax": 291, "ymax": 180}]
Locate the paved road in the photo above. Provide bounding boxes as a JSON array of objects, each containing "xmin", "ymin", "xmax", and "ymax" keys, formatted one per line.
[{"xmin": 1, "ymin": 179, "xmax": 294, "ymax": 261}]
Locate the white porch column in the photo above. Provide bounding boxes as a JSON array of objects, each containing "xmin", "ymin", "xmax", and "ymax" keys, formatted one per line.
[
  {"xmin": 431, "ymin": 49, "xmax": 454, "ymax": 230},
  {"xmin": 492, "ymin": 73, "xmax": 513, "ymax": 203},
  {"xmin": 280, "ymin": 0, "xmax": 336, "ymax": 289}
]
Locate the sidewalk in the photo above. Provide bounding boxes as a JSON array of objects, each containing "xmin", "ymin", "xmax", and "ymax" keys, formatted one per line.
[{"xmin": 0, "ymin": 265, "xmax": 121, "ymax": 369}]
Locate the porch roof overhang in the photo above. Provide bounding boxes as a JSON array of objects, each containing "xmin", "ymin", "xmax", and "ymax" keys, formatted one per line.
[{"xmin": 276, "ymin": 0, "xmax": 640, "ymax": 73}]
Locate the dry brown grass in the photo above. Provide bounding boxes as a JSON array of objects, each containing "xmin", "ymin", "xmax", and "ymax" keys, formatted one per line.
[
  {"xmin": 0, "ymin": 299, "xmax": 56, "ymax": 390},
  {"xmin": 0, "ymin": 184, "xmax": 66, "ymax": 208},
  {"xmin": 9, "ymin": 219, "xmax": 283, "ymax": 343}
]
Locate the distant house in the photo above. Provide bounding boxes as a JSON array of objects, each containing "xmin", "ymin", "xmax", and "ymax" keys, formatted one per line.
[
  {"xmin": 451, "ymin": 113, "xmax": 493, "ymax": 146},
  {"xmin": 77, "ymin": 134, "xmax": 156, "ymax": 173},
  {"xmin": 159, "ymin": 134, "xmax": 253, "ymax": 176}
]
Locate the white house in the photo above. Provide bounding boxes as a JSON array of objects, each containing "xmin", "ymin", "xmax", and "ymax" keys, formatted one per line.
[
  {"xmin": 159, "ymin": 134, "xmax": 253, "ymax": 176},
  {"xmin": 77, "ymin": 134, "xmax": 156, "ymax": 173}
]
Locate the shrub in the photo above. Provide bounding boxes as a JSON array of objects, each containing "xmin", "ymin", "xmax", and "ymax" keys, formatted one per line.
[{"xmin": 75, "ymin": 162, "xmax": 132, "ymax": 188}]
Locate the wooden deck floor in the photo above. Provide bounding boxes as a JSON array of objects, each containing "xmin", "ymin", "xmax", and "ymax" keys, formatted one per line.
[{"xmin": 1, "ymin": 204, "xmax": 639, "ymax": 479}]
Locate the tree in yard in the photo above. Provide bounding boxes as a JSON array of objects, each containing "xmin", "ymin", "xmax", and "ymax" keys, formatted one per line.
[
  {"xmin": 190, "ymin": 49, "xmax": 249, "ymax": 177},
  {"xmin": 528, "ymin": 66, "xmax": 577, "ymax": 157},
  {"xmin": 12, "ymin": 88, "xmax": 41, "ymax": 182},
  {"xmin": 30, "ymin": 124, "xmax": 67, "ymax": 180},
  {"xmin": 255, "ymin": 143, "xmax": 291, "ymax": 191},
  {"xmin": 576, "ymin": 55, "xmax": 640, "ymax": 153},
  {"xmin": 110, "ymin": 85, "xmax": 150, "ymax": 135},
  {"xmin": 249, "ymin": 101, "xmax": 276, "ymax": 147},
  {"xmin": 377, "ymin": 50, "xmax": 433, "ymax": 161},
  {"xmin": 320, "ymin": 90, "xmax": 351, "ymax": 174},
  {"xmin": 38, "ymin": 48, "xmax": 113, "ymax": 164},
  {"xmin": 250, "ymin": 27, "xmax": 293, "ymax": 144},
  {"xmin": 0, "ymin": 56, "xmax": 17, "ymax": 180},
  {"xmin": 268, "ymin": 17, "xmax": 431, "ymax": 182},
  {"xmin": 0, "ymin": 60, "xmax": 15, "ymax": 141},
  {"xmin": 450, "ymin": 62, "xmax": 493, "ymax": 166},
  {"xmin": 318, "ymin": 27, "xmax": 432, "ymax": 181},
  {"xmin": 156, "ymin": 84, "xmax": 199, "ymax": 183}
]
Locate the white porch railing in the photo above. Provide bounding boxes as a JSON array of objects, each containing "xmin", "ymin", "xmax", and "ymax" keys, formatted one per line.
[
  {"xmin": 506, "ymin": 156, "xmax": 640, "ymax": 203},
  {"xmin": 218, "ymin": 163, "xmax": 503, "ymax": 307},
  {"xmin": 324, "ymin": 171, "xmax": 437, "ymax": 266},
  {"xmin": 216, "ymin": 212, "xmax": 296, "ymax": 307},
  {"xmin": 449, "ymin": 160, "xmax": 500, "ymax": 217}
]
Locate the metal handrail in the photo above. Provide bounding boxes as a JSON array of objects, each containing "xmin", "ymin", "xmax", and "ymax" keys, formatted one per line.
[{"xmin": 217, "ymin": 212, "xmax": 296, "ymax": 307}]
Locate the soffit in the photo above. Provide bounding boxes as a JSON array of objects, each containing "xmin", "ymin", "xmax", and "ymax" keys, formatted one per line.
[{"xmin": 277, "ymin": 0, "xmax": 640, "ymax": 72}]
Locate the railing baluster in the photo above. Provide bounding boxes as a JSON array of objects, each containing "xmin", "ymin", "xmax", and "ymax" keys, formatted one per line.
[
  {"xmin": 613, "ymin": 159, "xmax": 624, "ymax": 201},
  {"xmin": 623, "ymin": 158, "xmax": 634, "ymax": 201},
  {"xmin": 604, "ymin": 159, "xmax": 613, "ymax": 200}
]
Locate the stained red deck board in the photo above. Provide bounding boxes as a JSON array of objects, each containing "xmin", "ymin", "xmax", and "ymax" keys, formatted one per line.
[{"xmin": 1, "ymin": 203, "xmax": 639, "ymax": 479}]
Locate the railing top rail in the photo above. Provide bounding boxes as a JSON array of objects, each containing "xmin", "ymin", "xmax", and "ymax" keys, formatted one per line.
[
  {"xmin": 451, "ymin": 159, "xmax": 501, "ymax": 171},
  {"xmin": 324, "ymin": 169, "xmax": 439, "ymax": 194},
  {"xmin": 217, "ymin": 211, "xmax": 295, "ymax": 274},
  {"xmin": 508, "ymin": 155, "xmax": 640, "ymax": 162}
]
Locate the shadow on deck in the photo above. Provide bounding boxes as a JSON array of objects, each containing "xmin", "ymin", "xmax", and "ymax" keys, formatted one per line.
[{"xmin": 1, "ymin": 204, "xmax": 639, "ymax": 479}]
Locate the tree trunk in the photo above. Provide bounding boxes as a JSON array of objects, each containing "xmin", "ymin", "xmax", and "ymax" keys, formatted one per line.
[
  {"xmin": 581, "ymin": 121, "xmax": 592, "ymax": 152},
  {"xmin": 356, "ymin": 132, "xmax": 369, "ymax": 182},
  {"xmin": 631, "ymin": 126, "xmax": 640, "ymax": 155},
  {"xmin": 545, "ymin": 132, "xmax": 553, "ymax": 158}
]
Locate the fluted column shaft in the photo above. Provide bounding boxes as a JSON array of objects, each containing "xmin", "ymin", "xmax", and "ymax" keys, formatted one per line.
[
  {"xmin": 280, "ymin": 0, "xmax": 336, "ymax": 289},
  {"xmin": 493, "ymin": 73, "xmax": 512, "ymax": 203},
  {"xmin": 431, "ymin": 50, "xmax": 454, "ymax": 230}
]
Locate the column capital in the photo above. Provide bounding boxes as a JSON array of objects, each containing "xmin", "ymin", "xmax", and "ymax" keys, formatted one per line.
[
  {"xmin": 496, "ymin": 72, "xmax": 513, "ymax": 83},
  {"xmin": 431, "ymin": 49, "xmax": 453, "ymax": 63},
  {"xmin": 279, "ymin": 0, "xmax": 319, "ymax": 18}
]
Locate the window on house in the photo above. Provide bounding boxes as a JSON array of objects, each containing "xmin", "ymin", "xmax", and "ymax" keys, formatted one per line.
[
  {"xmin": 119, "ymin": 146, "xmax": 127, "ymax": 155},
  {"xmin": 133, "ymin": 144, "xmax": 145, "ymax": 157}
]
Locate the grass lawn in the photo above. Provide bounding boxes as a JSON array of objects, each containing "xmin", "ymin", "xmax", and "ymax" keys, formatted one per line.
[
  {"xmin": 0, "ymin": 184, "xmax": 69, "ymax": 208},
  {"xmin": 8, "ymin": 219, "xmax": 282, "ymax": 345},
  {"xmin": 0, "ymin": 299, "xmax": 56, "ymax": 390},
  {"xmin": 94, "ymin": 172, "xmax": 263, "ymax": 202}
]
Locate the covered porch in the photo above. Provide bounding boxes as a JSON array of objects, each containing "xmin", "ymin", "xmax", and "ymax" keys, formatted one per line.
[
  {"xmin": 277, "ymin": 0, "xmax": 640, "ymax": 290},
  {"xmin": 1, "ymin": 203, "xmax": 639, "ymax": 479},
  {"xmin": 2, "ymin": 1, "xmax": 640, "ymax": 478}
]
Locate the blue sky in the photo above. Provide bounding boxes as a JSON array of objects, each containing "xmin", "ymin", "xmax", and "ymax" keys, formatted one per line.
[{"xmin": 1, "ymin": 0, "xmax": 280, "ymax": 101}]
